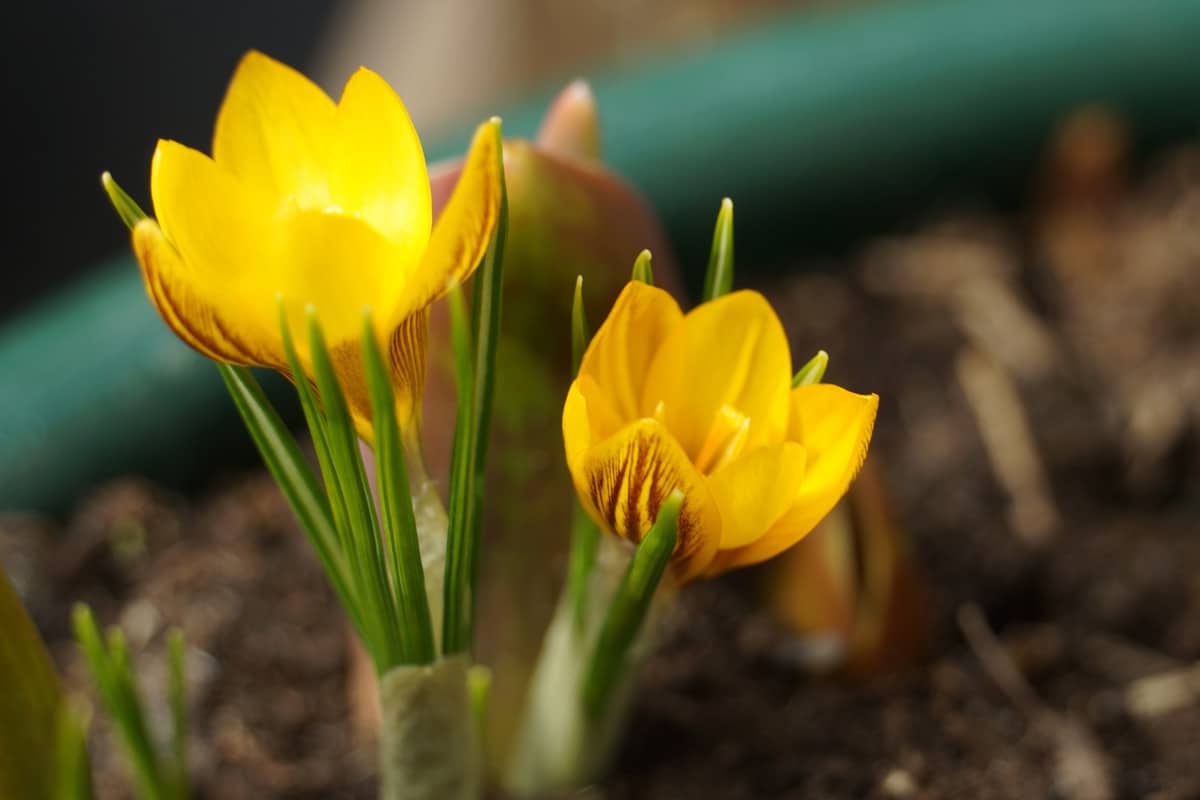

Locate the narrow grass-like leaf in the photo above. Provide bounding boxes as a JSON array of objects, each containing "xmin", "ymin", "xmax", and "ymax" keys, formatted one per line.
[
  {"xmin": 701, "ymin": 198, "xmax": 734, "ymax": 301},
  {"xmin": 567, "ymin": 279, "xmax": 599, "ymax": 626},
  {"xmin": 216, "ymin": 364, "xmax": 364, "ymax": 642},
  {"xmin": 792, "ymin": 350, "xmax": 829, "ymax": 387},
  {"xmin": 276, "ymin": 310, "xmax": 376, "ymax": 661},
  {"xmin": 307, "ymin": 315, "xmax": 403, "ymax": 671},
  {"xmin": 279, "ymin": 305, "xmax": 352, "ymax": 554},
  {"xmin": 447, "ymin": 283, "xmax": 475, "ymax": 406},
  {"xmin": 567, "ymin": 505, "xmax": 602, "ymax": 630},
  {"xmin": 466, "ymin": 124, "xmax": 510, "ymax": 638},
  {"xmin": 106, "ymin": 629, "xmax": 165, "ymax": 800},
  {"xmin": 218, "ymin": 364, "xmax": 335, "ymax": 557},
  {"xmin": 55, "ymin": 701, "xmax": 94, "ymax": 800},
  {"xmin": 443, "ymin": 284, "xmax": 474, "ymax": 656},
  {"xmin": 631, "ymin": 249, "xmax": 654, "ymax": 286},
  {"xmin": 100, "ymin": 172, "xmax": 147, "ymax": 231},
  {"xmin": 166, "ymin": 629, "xmax": 188, "ymax": 799},
  {"xmin": 72, "ymin": 606, "xmax": 164, "ymax": 800},
  {"xmin": 443, "ymin": 120, "xmax": 509, "ymax": 655},
  {"xmin": 582, "ymin": 492, "xmax": 681, "ymax": 718},
  {"xmin": 362, "ymin": 313, "xmax": 434, "ymax": 665},
  {"xmin": 571, "ymin": 275, "xmax": 589, "ymax": 375}
]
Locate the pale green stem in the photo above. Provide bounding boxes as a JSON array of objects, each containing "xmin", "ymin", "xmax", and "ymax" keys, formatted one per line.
[
  {"xmin": 410, "ymin": 476, "xmax": 447, "ymax": 654},
  {"xmin": 378, "ymin": 656, "xmax": 480, "ymax": 800},
  {"xmin": 504, "ymin": 536, "xmax": 669, "ymax": 795}
]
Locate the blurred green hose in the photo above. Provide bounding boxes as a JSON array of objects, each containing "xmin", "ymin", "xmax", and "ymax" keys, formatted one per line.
[{"xmin": 3, "ymin": 0, "xmax": 1200, "ymax": 511}]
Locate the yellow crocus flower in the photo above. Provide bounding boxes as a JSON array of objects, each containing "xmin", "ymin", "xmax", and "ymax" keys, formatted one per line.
[
  {"xmin": 130, "ymin": 51, "xmax": 502, "ymax": 440},
  {"xmin": 563, "ymin": 281, "xmax": 878, "ymax": 580}
]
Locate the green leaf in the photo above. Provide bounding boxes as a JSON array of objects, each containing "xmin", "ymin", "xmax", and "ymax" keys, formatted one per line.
[
  {"xmin": 166, "ymin": 629, "xmax": 188, "ymax": 800},
  {"xmin": 100, "ymin": 172, "xmax": 148, "ymax": 231},
  {"xmin": 72, "ymin": 606, "xmax": 164, "ymax": 800},
  {"xmin": 216, "ymin": 364, "xmax": 364, "ymax": 643},
  {"xmin": 792, "ymin": 350, "xmax": 829, "ymax": 387},
  {"xmin": 72, "ymin": 611, "xmax": 192, "ymax": 800},
  {"xmin": 279, "ymin": 305, "xmax": 353, "ymax": 557},
  {"xmin": 443, "ymin": 283, "xmax": 474, "ymax": 657},
  {"xmin": 566, "ymin": 503, "xmax": 602, "ymax": 631},
  {"xmin": 444, "ymin": 120, "xmax": 509, "ymax": 655},
  {"xmin": 362, "ymin": 313, "xmax": 435, "ymax": 665},
  {"xmin": 0, "ymin": 563, "xmax": 64, "ymax": 800},
  {"xmin": 570, "ymin": 275, "xmax": 589, "ymax": 376},
  {"xmin": 582, "ymin": 492, "xmax": 681, "ymax": 718},
  {"xmin": 55, "ymin": 701, "xmax": 94, "ymax": 800},
  {"xmin": 701, "ymin": 197, "xmax": 734, "ymax": 302},
  {"xmin": 447, "ymin": 284, "xmax": 476, "ymax": 432},
  {"xmin": 566, "ymin": 276, "xmax": 600, "ymax": 626},
  {"xmin": 631, "ymin": 249, "xmax": 654, "ymax": 286},
  {"xmin": 306, "ymin": 315, "xmax": 403, "ymax": 672}
]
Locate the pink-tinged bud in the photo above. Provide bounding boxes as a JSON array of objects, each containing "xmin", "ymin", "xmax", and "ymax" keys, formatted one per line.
[
  {"xmin": 536, "ymin": 79, "xmax": 603, "ymax": 162},
  {"xmin": 420, "ymin": 82, "xmax": 681, "ymax": 484}
]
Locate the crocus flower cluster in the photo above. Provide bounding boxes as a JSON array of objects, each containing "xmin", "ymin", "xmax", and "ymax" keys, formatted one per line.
[{"xmin": 107, "ymin": 47, "xmax": 880, "ymax": 800}]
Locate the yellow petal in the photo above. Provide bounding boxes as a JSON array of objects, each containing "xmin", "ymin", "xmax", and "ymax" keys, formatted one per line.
[
  {"xmin": 330, "ymin": 67, "xmax": 431, "ymax": 256},
  {"xmin": 577, "ymin": 281, "xmax": 683, "ymax": 424},
  {"xmin": 212, "ymin": 50, "xmax": 336, "ymax": 208},
  {"xmin": 563, "ymin": 381, "xmax": 591, "ymax": 474},
  {"xmin": 567, "ymin": 418, "xmax": 720, "ymax": 580},
  {"xmin": 151, "ymin": 139, "xmax": 270, "ymax": 281},
  {"xmin": 395, "ymin": 119, "xmax": 503, "ymax": 322},
  {"xmin": 272, "ymin": 208, "xmax": 403, "ymax": 349},
  {"xmin": 643, "ymin": 290, "xmax": 791, "ymax": 470},
  {"xmin": 132, "ymin": 219, "xmax": 275, "ymax": 366},
  {"xmin": 713, "ymin": 385, "xmax": 878, "ymax": 573},
  {"xmin": 789, "ymin": 384, "xmax": 878, "ymax": 491},
  {"xmin": 705, "ymin": 442, "xmax": 807, "ymax": 549},
  {"xmin": 148, "ymin": 139, "xmax": 284, "ymax": 352},
  {"xmin": 563, "ymin": 371, "xmax": 639, "ymax": 496}
]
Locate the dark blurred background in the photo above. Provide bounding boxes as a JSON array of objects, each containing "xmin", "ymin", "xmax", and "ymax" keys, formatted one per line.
[{"xmin": 2, "ymin": 1, "xmax": 336, "ymax": 318}]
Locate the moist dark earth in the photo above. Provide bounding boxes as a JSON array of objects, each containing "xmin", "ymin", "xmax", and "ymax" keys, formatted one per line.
[{"xmin": 5, "ymin": 116, "xmax": 1200, "ymax": 798}]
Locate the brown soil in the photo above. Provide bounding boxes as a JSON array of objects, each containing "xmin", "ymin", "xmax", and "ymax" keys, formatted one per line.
[{"xmin": 7, "ymin": 115, "xmax": 1200, "ymax": 798}]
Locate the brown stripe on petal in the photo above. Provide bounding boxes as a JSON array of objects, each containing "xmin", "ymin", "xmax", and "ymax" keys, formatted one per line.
[
  {"xmin": 670, "ymin": 494, "xmax": 724, "ymax": 582},
  {"xmin": 143, "ymin": 268, "xmax": 209, "ymax": 358},
  {"xmin": 579, "ymin": 420, "xmax": 722, "ymax": 580},
  {"xmin": 148, "ymin": 260, "xmax": 251, "ymax": 365},
  {"xmin": 387, "ymin": 311, "xmax": 428, "ymax": 427},
  {"xmin": 136, "ymin": 236, "xmax": 223, "ymax": 362},
  {"xmin": 585, "ymin": 423, "xmax": 682, "ymax": 546},
  {"xmin": 134, "ymin": 222, "xmax": 272, "ymax": 367},
  {"xmin": 625, "ymin": 444, "xmax": 647, "ymax": 538},
  {"xmin": 597, "ymin": 455, "xmax": 631, "ymax": 535},
  {"xmin": 674, "ymin": 504, "xmax": 702, "ymax": 558}
]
